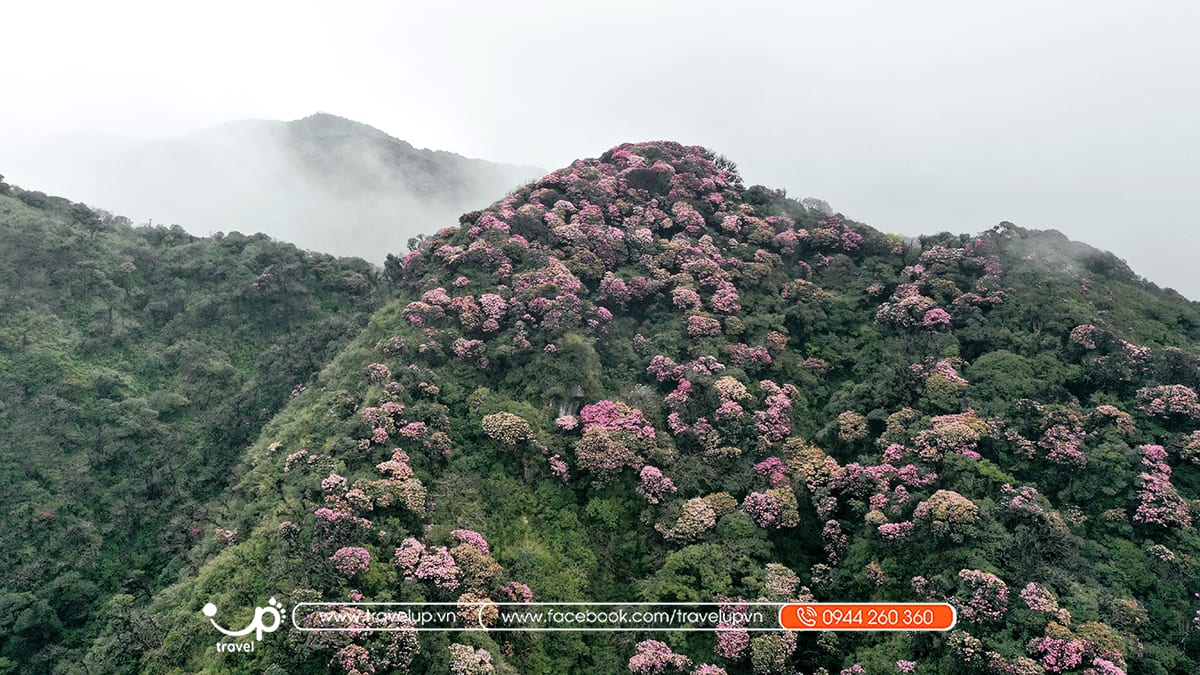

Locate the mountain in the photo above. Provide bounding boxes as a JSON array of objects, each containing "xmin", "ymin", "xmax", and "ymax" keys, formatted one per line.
[
  {"xmin": 2, "ymin": 113, "xmax": 542, "ymax": 261},
  {"xmin": 64, "ymin": 141, "xmax": 1196, "ymax": 674},
  {"xmin": 0, "ymin": 176, "xmax": 381, "ymax": 672},
  {"xmin": 5, "ymin": 140, "xmax": 1200, "ymax": 674}
]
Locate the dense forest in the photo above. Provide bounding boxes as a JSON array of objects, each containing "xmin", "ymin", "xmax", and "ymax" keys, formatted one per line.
[
  {"xmin": 0, "ymin": 176, "xmax": 380, "ymax": 672},
  {"xmin": 3, "ymin": 138, "xmax": 1199, "ymax": 674}
]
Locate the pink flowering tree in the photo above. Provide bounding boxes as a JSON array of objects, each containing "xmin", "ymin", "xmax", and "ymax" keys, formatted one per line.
[
  {"xmin": 956, "ymin": 569, "xmax": 1009, "ymax": 623},
  {"xmin": 448, "ymin": 643, "xmax": 495, "ymax": 675},
  {"xmin": 330, "ymin": 546, "xmax": 371, "ymax": 577},
  {"xmin": 1133, "ymin": 444, "xmax": 1192, "ymax": 528},
  {"xmin": 1136, "ymin": 384, "xmax": 1200, "ymax": 422},
  {"xmin": 628, "ymin": 639, "xmax": 691, "ymax": 674},
  {"xmin": 636, "ymin": 466, "xmax": 678, "ymax": 504}
]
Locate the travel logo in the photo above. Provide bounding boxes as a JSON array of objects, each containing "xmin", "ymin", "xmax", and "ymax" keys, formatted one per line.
[{"xmin": 202, "ymin": 597, "xmax": 287, "ymax": 653}]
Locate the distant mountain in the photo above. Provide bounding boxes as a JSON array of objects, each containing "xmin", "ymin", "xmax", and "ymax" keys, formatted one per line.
[{"xmin": 3, "ymin": 113, "xmax": 543, "ymax": 260}]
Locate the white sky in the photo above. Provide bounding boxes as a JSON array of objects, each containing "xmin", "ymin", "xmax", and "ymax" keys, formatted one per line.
[{"xmin": 2, "ymin": 0, "xmax": 1199, "ymax": 298}]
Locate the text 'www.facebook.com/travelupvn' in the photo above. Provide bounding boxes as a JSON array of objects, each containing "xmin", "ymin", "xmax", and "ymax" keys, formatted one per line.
[{"xmin": 289, "ymin": 602, "xmax": 957, "ymax": 632}]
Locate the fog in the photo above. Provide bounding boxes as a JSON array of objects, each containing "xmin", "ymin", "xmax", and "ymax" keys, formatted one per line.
[
  {"xmin": 3, "ymin": 115, "xmax": 539, "ymax": 259},
  {"xmin": 2, "ymin": 0, "xmax": 1198, "ymax": 298}
]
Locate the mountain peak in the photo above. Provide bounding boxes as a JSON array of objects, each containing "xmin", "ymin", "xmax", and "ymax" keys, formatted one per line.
[{"xmin": 288, "ymin": 111, "xmax": 404, "ymax": 145}]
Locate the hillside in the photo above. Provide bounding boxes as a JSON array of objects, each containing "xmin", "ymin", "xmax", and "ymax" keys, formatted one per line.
[
  {"xmin": 3, "ymin": 113, "xmax": 542, "ymax": 261},
  {"xmin": 0, "ymin": 177, "xmax": 381, "ymax": 672},
  {"xmin": 90, "ymin": 141, "xmax": 1200, "ymax": 675}
]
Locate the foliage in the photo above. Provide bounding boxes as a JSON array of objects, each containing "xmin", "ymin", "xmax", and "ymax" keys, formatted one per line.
[{"xmin": 9, "ymin": 141, "xmax": 1200, "ymax": 673}]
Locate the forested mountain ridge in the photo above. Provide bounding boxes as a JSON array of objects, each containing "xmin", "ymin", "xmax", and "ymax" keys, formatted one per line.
[
  {"xmin": 7, "ymin": 135, "xmax": 1200, "ymax": 674},
  {"xmin": 108, "ymin": 142, "xmax": 1200, "ymax": 674},
  {"xmin": 0, "ymin": 176, "xmax": 381, "ymax": 672}
]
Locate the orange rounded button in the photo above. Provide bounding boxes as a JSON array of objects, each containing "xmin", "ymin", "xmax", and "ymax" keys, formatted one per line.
[{"xmin": 779, "ymin": 603, "xmax": 956, "ymax": 631}]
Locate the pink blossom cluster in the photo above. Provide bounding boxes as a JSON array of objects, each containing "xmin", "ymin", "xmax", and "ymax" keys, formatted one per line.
[
  {"xmin": 754, "ymin": 380, "xmax": 798, "ymax": 442},
  {"xmin": 636, "ymin": 466, "xmax": 678, "ymax": 504},
  {"xmin": 686, "ymin": 315, "xmax": 722, "ymax": 337},
  {"xmin": 922, "ymin": 307, "xmax": 953, "ymax": 328},
  {"xmin": 836, "ymin": 411, "xmax": 868, "ymax": 443},
  {"xmin": 1039, "ymin": 423, "xmax": 1087, "ymax": 467},
  {"xmin": 922, "ymin": 358, "xmax": 968, "ymax": 388},
  {"xmin": 1092, "ymin": 404, "xmax": 1136, "ymax": 435},
  {"xmin": 451, "ymin": 529, "xmax": 490, "ymax": 556},
  {"xmin": 376, "ymin": 449, "xmax": 414, "ymax": 479},
  {"xmin": 750, "ymin": 488, "xmax": 799, "ymax": 529},
  {"xmin": 598, "ymin": 272, "xmax": 632, "ymax": 308},
  {"xmin": 663, "ymin": 379, "xmax": 692, "ymax": 412},
  {"xmin": 1183, "ymin": 431, "xmax": 1200, "ymax": 464},
  {"xmin": 753, "ymin": 457, "xmax": 789, "ymax": 486},
  {"xmin": 1019, "ymin": 583, "xmax": 1063, "ymax": 616},
  {"xmin": 957, "ymin": 569, "xmax": 1008, "ymax": 622},
  {"xmin": 714, "ymin": 596, "xmax": 750, "ymax": 659},
  {"xmin": 743, "ymin": 491, "xmax": 783, "ymax": 528},
  {"xmin": 1069, "ymin": 324, "xmax": 1100, "ymax": 350},
  {"xmin": 762, "ymin": 563, "xmax": 802, "ymax": 601},
  {"xmin": 285, "ymin": 449, "xmax": 321, "ymax": 472},
  {"xmin": 628, "ymin": 639, "xmax": 691, "ymax": 674},
  {"xmin": 501, "ymin": 581, "xmax": 533, "ymax": 603},
  {"xmin": 277, "ymin": 520, "xmax": 300, "ymax": 540},
  {"xmin": 360, "ymin": 401, "xmax": 412, "ymax": 447},
  {"xmin": 877, "ymin": 521, "xmax": 915, "ymax": 540},
  {"xmin": 1001, "ymin": 484, "xmax": 1045, "ymax": 517},
  {"xmin": 876, "ymin": 293, "xmax": 938, "ymax": 329},
  {"xmin": 313, "ymin": 505, "xmax": 373, "ymax": 549},
  {"xmin": 448, "ymin": 643, "xmax": 494, "ymax": 675},
  {"xmin": 822, "ymin": 519, "xmax": 848, "ymax": 563},
  {"xmin": 330, "ymin": 546, "xmax": 371, "ymax": 576},
  {"xmin": 1028, "ymin": 636, "xmax": 1086, "ymax": 673},
  {"xmin": 331, "ymin": 643, "xmax": 373, "ymax": 675},
  {"xmin": 322, "ymin": 473, "xmax": 348, "ymax": 494},
  {"xmin": 366, "ymin": 362, "xmax": 391, "ymax": 383},
  {"xmin": 1133, "ymin": 444, "xmax": 1192, "ymax": 528},
  {"xmin": 1137, "ymin": 384, "xmax": 1200, "ymax": 419},
  {"xmin": 574, "ymin": 429, "xmax": 644, "ymax": 484},
  {"xmin": 727, "ymin": 342, "xmax": 772, "ymax": 368},
  {"xmin": 580, "ymin": 400, "xmax": 657, "ymax": 439},
  {"xmin": 547, "ymin": 454, "xmax": 570, "ymax": 481},
  {"xmin": 304, "ymin": 605, "xmax": 419, "ymax": 673},
  {"xmin": 672, "ymin": 287, "xmax": 701, "ymax": 310},
  {"xmin": 451, "ymin": 338, "xmax": 487, "ymax": 366},
  {"xmin": 647, "ymin": 355, "xmax": 685, "ymax": 382},
  {"xmin": 395, "ymin": 538, "xmax": 461, "ymax": 591}
]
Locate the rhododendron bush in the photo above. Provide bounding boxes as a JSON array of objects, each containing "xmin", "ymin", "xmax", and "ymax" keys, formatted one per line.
[{"xmin": 105, "ymin": 141, "xmax": 1200, "ymax": 674}]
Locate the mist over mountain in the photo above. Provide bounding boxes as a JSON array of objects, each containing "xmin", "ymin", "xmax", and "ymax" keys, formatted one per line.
[{"xmin": 3, "ymin": 113, "xmax": 542, "ymax": 260}]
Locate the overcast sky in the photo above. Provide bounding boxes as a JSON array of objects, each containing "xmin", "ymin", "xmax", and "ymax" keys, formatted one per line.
[{"xmin": 2, "ymin": 0, "xmax": 1198, "ymax": 298}]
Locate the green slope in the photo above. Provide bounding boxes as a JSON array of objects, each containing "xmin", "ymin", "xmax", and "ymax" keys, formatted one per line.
[{"xmin": 0, "ymin": 178, "xmax": 380, "ymax": 672}]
